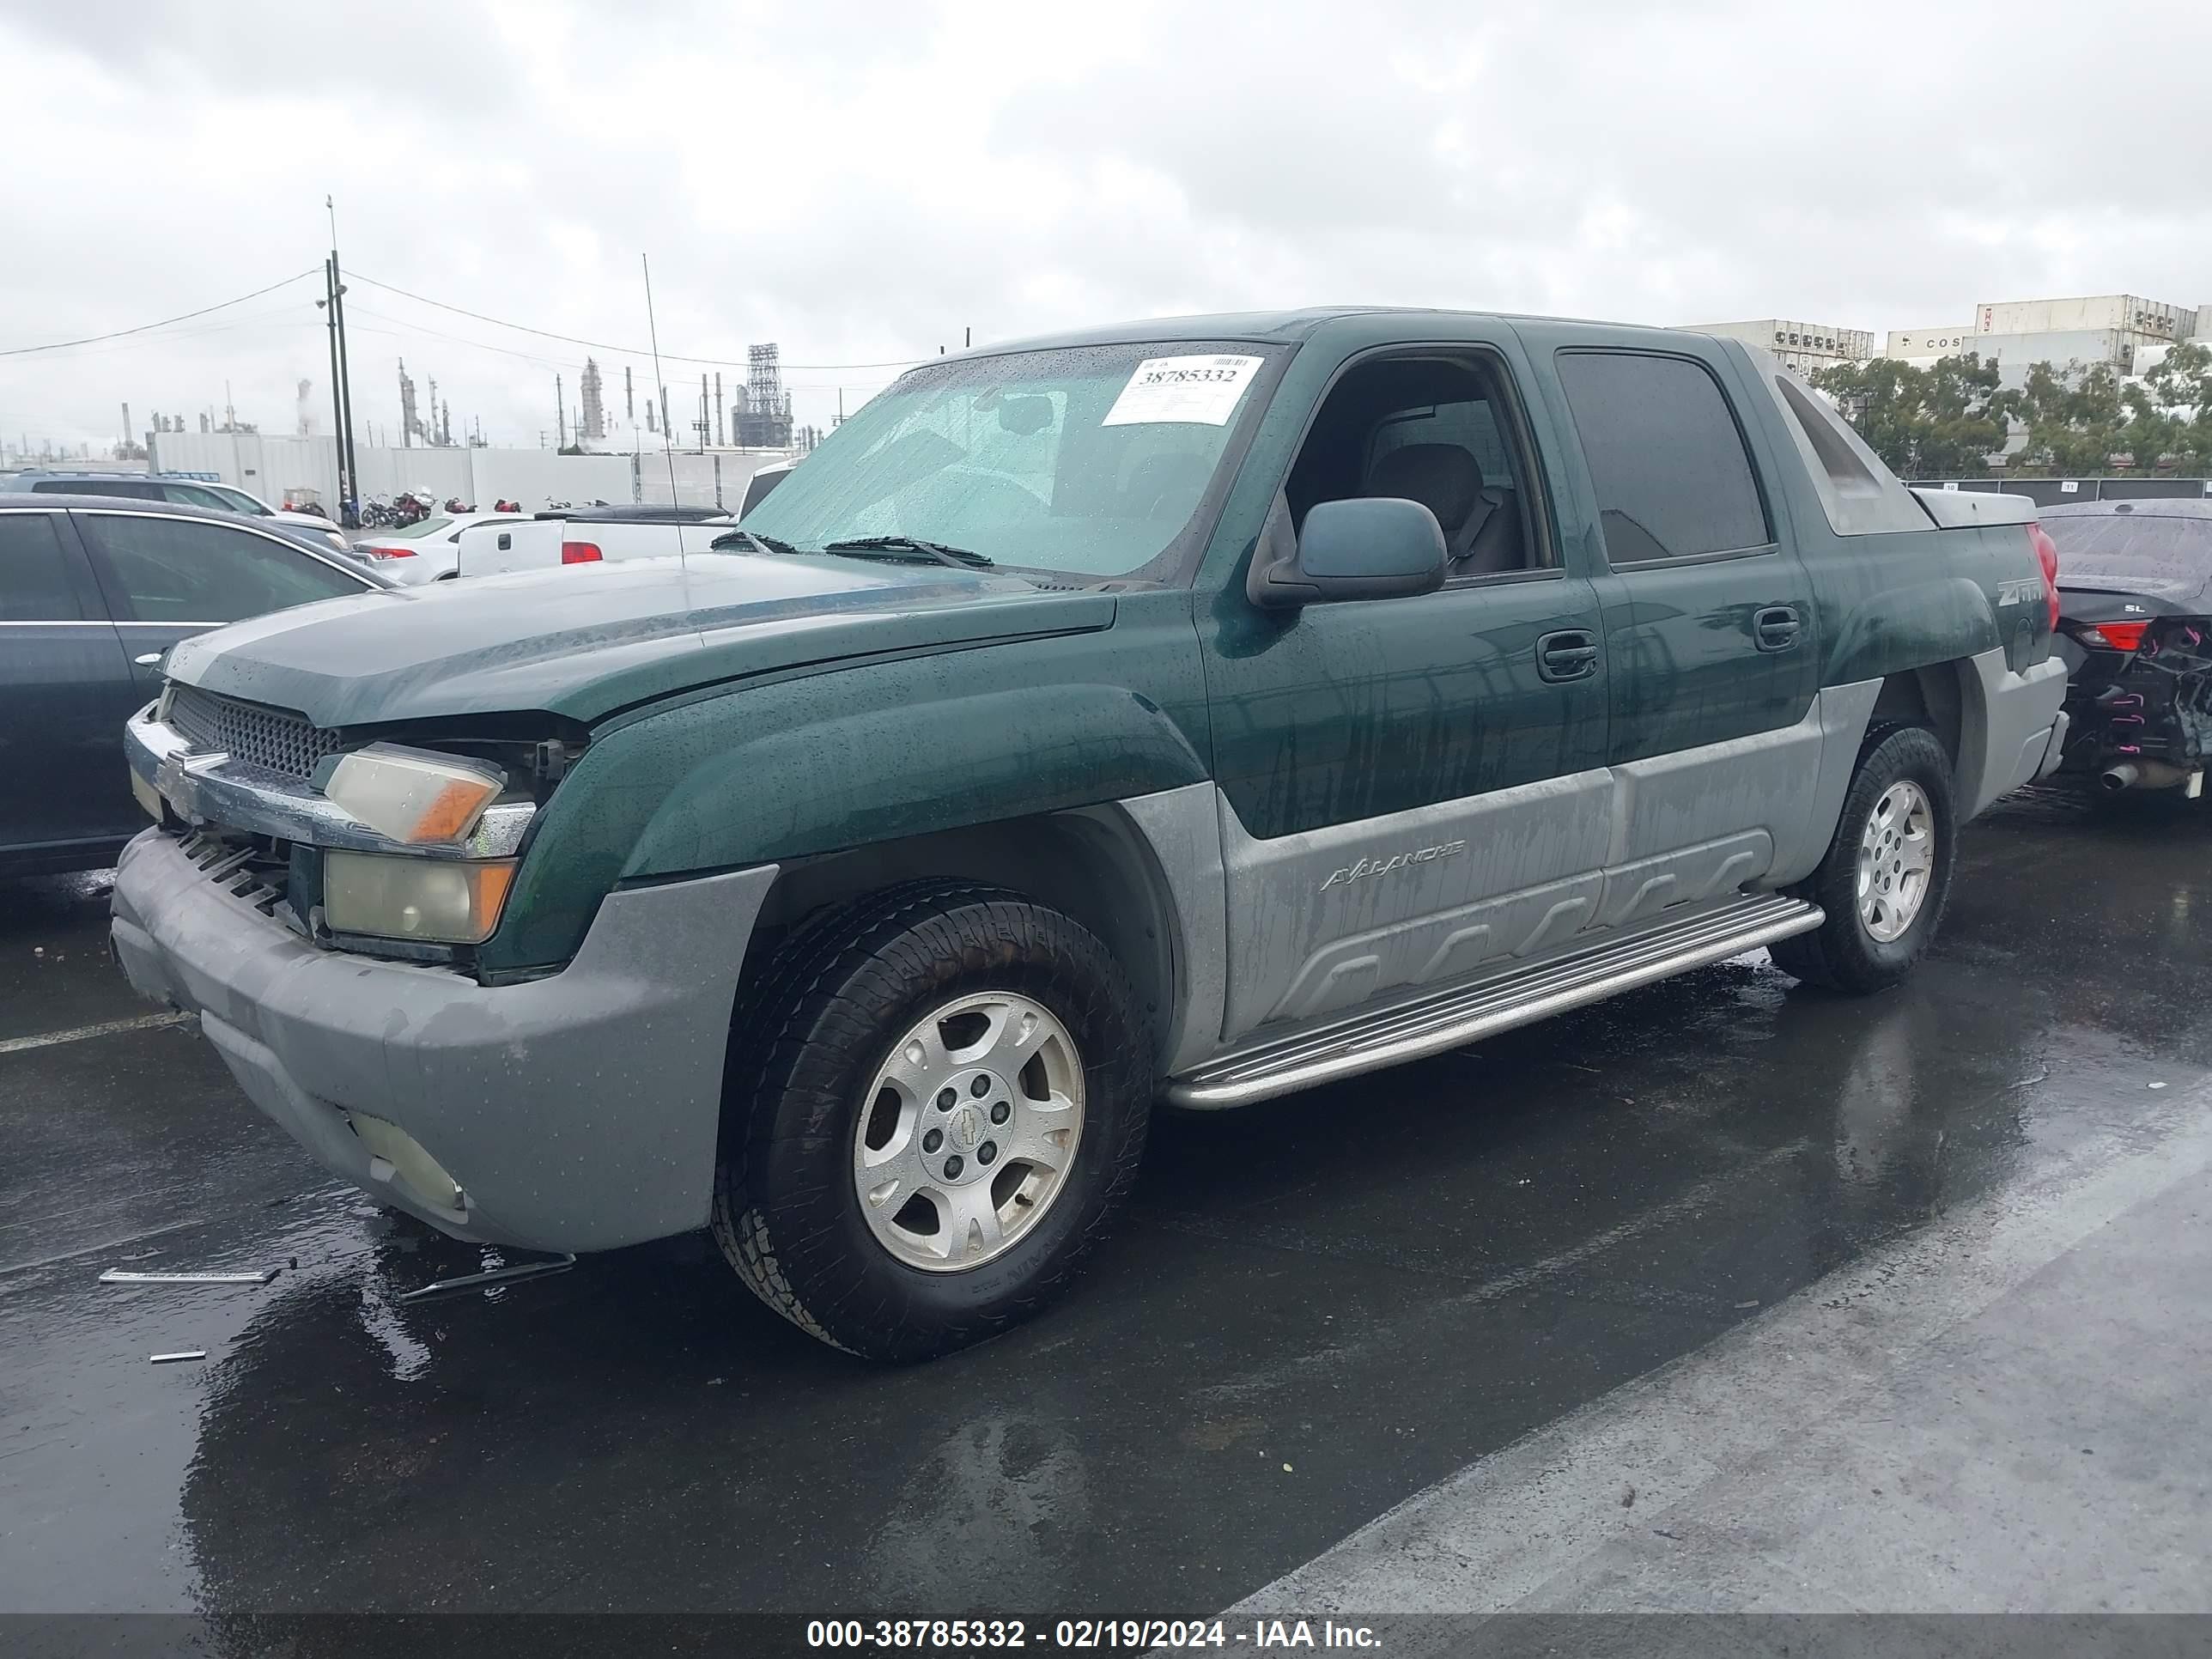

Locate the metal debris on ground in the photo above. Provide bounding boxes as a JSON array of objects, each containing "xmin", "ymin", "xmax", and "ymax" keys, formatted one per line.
[
  {"xmin": 396, "ymin": 1253, "xmax": 577, "ymax": 1304},
  {"xmin": 149, "ymin": 1351, "xmax": 207, "ymax": 1364},
  {"xmin": 100, "ymin": 1268, "xmax": 278, "ymax": 1285}
]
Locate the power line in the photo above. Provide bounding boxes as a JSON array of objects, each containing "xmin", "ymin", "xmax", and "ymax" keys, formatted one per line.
[
  {"xmin": 347, "ymin": 271, "xmax": 927, "ymax": 373},
  {"xmin": 345, "ymin": 302, "xmax": 899, "ymax": 395},
  {"xmin": 0, "ymin": 270, "xmax": 321, "ymax": 358},
  {"xmin": 343, "ymin": 303, "xmax": 595, "ymax": 372}
]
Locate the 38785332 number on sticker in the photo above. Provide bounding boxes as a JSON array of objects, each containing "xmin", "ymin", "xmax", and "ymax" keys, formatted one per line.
[{"xmin": 1100, "ymin": 356, "xmax": 1262, "ymax": 427}]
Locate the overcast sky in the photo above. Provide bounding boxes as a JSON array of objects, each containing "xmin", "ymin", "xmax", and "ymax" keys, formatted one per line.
[{"xmin": 3, "ymin": 0, "xmax": 2208, "ymax": 456}]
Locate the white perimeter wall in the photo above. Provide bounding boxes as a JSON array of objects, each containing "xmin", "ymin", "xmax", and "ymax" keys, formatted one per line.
[{"xmin": 148, "ymin": 433, "xmax": 790, "ymax": 512}]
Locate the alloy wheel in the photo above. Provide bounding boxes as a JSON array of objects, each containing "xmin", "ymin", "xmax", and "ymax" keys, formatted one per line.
[
  {"xmin": 1856, "ymin": 780, "xmax": 1935, "ymax": 943},
  {"xmin": 851, "ymin": 991, "xmax": 1085, "ymax": 1271}
]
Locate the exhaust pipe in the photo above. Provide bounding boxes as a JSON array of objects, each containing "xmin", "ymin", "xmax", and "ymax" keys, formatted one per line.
[{"xmin": 2101, "ymin": 759, "xmax": 2200, "ymax": 793}]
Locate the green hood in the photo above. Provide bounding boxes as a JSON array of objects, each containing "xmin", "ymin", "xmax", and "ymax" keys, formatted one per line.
[{"xmin": 164, "ymin": 552, "xmax": 1117, "ymax": 728}]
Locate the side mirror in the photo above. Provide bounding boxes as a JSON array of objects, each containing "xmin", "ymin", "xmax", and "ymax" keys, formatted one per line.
[{"xmin": 1250, "ymin": 496, "xmax": 1447, "ymax": 608}]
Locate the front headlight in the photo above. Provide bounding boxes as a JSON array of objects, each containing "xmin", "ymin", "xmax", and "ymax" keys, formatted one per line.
[
  {"xmin": 324, "ymin": 742, "xmax": 506, "ymax": 845},
  {"xmin": 323, "ymin": 852, "xmax": 516, "ymax": 945}
]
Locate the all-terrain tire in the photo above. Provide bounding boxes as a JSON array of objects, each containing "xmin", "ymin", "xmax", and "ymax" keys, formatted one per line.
[
  {"xmin": 711, "ymin": 882, "xmax": 1151, "ymax": 1361},
  {"xmin": 1769, "ymin": 725, "xmax": 1957, "ymax": 995}
]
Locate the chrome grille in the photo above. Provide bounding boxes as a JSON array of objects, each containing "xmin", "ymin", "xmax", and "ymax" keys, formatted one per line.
[{"xmin": 167, "ymin": 684, "xmax": 345, "ymax": 782}]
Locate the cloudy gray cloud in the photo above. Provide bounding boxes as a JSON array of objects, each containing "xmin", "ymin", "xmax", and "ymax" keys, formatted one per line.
[{"xmin": 2, "ymin": 0, "xmax": 2207, "ymax": 453}]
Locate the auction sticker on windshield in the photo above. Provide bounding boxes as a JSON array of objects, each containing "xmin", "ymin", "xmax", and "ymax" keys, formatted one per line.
[{"xmin": 1103, "ymin": 355, "xmax": 1263, "ymax": 426}]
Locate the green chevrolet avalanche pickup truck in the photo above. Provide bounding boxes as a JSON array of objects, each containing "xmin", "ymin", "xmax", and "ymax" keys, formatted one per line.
[{"xmin": 112, "ymin": 308, "xmax": 2069, "ymax": 1358}]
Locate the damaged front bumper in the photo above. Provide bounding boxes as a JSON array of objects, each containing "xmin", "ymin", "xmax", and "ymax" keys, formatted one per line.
[{"xmin": 112, "ymin": 828, "xmax": 775, "ymax": 1252}]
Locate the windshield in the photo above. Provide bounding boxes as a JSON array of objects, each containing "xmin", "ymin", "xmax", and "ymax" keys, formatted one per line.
[
  {"xmin": 208, "ymin": 485, "xmax": 270, "ymax": 514},
  {"xmin": 2041, "ymin": 512, "xmax": 2212, "ymax": 606},
  {"xmin": 742, "ymin": 340, "xmax": 1278, "ymax": 579},
  {"xmin": 2040, "ymin": 513, "xmax": 2212, "ymax": 570}
]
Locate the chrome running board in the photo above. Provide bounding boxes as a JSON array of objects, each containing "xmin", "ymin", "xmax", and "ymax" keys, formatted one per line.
[{"xmin": 1165, "ymin": 893, "xmax": 1823, "ymax": 1109}]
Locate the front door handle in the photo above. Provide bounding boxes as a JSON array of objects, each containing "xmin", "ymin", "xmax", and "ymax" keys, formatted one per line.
[
  {"xmin": 1536, "ymin": 629, "xmax": 1600, "ymax": 684},
  {"xmin": 133, "ymin": 653, "xmax": 164, "ymax": 667},
  {"xmin": 1754, "ymin": 606, "xmax": 1802, "ymax": 653}
]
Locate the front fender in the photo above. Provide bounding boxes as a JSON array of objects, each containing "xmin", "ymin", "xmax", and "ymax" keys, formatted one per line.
[
  {"xmin": 628, "ymin": 681, "xmax": 1206, "ymax": 880},
  {"xmin": 482, "ymin": 595, "xmax": 1211, "ymax": 974}
]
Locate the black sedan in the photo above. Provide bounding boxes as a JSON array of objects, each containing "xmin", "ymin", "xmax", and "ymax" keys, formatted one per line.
[
  {"xmin": 0, "ymin": 493, "xmax": 392, "ymax": 878},
  {"xmin": 2043, "ymin": 499, "xmax": 2212, "ymax": 800}
]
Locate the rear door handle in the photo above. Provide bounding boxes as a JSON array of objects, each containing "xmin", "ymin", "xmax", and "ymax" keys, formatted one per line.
[
  {"xmin": 1754, "ymin": 606, "xmax": 1802, "ymax": 652},
  {"xmin": 1536, "ymin": 629, "xmax": 1600, "ymax": 684},
  {"xmin": 496, "ymin": 532, "xmax": 513, "ymax": 550}
]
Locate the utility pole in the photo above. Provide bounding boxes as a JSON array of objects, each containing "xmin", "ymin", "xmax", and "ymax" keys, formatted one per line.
[
  {"xmin": 320, "ymin": 258, "xmax": 348, "ymax": 505},
  {"xmin": 714, "ymin": 372, "xmax": 724, "ymax": 446},
  {"xmin": 700, "ymin": 374, "xmax": 708, "ymax": 453},
  {"xmin": 326, "ymin": 198, "xmax": 362, "ymax": 526},
  {"xmin": 556, "ymin": 374, "xmax": 566, "ymax": 448}
]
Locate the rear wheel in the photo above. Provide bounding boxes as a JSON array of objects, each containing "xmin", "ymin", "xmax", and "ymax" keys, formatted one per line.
[
  {"xmin": 712, "ymin": 882, "xmax": 1151, "ymax": 1360},
  {"xmin": 1770, "ymin": 726, "xmax": 1956, "ymax": 994}
]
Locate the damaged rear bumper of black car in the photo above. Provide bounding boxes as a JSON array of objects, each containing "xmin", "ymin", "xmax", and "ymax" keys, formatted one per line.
[{"xmin": 2054, "ymin": 606, "xmax": 2212, "ymax": 793}]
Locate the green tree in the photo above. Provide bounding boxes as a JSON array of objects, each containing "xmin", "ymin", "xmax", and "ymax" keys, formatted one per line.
[
  {"xmin": 2009, "ymin": 344, "xmax": 2212, "ymax": 476},
  {"xmin": 1811, "ymin": 353, "xmax": 2012, "ymax": 477}
]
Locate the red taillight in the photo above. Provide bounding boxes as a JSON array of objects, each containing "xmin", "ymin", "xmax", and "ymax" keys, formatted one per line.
[
  {"xmin": 2027, "ymin": 522, "xmax": 2061, "ymax": 629},
  {"xmin": 362, "ymin": 544, "xmax": 414, "ymax": 558},
  {"xmin": 2079, "ymin": 619, "xmax": 2152, "ymax": 653},
  {"xmin": 561, "ymin": 540, "xmax": 602, "ymax": 565}
]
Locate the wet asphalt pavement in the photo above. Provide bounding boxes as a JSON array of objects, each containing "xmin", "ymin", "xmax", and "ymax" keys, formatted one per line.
[{"xmin": 3, "ymin": 787, "xmax": 2209, "ymax": 1620}]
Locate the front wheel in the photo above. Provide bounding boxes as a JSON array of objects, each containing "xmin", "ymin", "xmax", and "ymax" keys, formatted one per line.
[
  {"xmin": 1770, "ymin": 726, "xmax": 1957, "ymax": 994},
  {"xmin": 712, "ymin": 883, "xmax": 1151, "ymax": 1361}
]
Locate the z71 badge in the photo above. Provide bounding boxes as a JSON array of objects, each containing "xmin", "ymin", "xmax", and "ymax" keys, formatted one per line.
[{"xmin": 1321, "ymin": 839, "xmax": 1467, "ymax": 891}]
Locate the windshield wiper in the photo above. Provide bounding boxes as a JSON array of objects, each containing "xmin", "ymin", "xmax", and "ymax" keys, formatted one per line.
[
  {"xmin": 817, "ymin": 535, "xmax": 995, "ymax": 570},
  {"xmin": 710, "ymin": 528, "xmax": 803, "ymax": 556}
]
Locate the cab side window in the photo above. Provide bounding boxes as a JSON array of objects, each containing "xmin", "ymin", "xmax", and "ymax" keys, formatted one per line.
[
  {"xmin": 1285, "ymin": 356, "xmax": 1544, "ymax": 576},
  {"xmin": 76, "ymin": 514, "xmax": 360, "ymax": 623},
  {"xmin": 1555, "ymin": 352, "xmax": 1768, "ymax": 566}
]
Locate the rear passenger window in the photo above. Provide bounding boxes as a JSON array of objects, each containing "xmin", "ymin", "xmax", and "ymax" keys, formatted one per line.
[
  {"xmin": 0, "ymin": 514, "xmax": 84, "ymax": 620},
  {"xmin": 77, "ymin": 514, "xmax": 360, "ymax": 623},
  {"xmin": 1556, "ymin": 352, "xmax": 1769, "ymax": 564}
]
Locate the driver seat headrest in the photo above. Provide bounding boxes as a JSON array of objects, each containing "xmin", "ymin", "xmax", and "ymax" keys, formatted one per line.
[{"xmin": 1364, "ymin": 444, "xmax": 1482, "ymax": 538}]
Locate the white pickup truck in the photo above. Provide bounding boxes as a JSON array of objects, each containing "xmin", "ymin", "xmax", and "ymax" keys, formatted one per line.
[
  {"xmin": 451, "ymin": 465, "xmax": 799, "ymax": 580},
  {"xmin": 450, "ymin": 506, "xmax": 740, "ymax": 578}
]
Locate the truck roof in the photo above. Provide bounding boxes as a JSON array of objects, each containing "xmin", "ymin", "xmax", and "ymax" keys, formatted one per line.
[{"xmin": 954, "ymin": 307, "xmax": 1706, "ymax": 359}]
